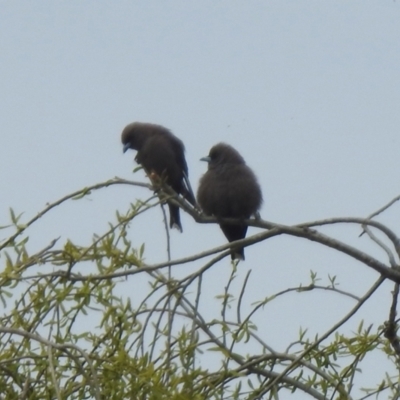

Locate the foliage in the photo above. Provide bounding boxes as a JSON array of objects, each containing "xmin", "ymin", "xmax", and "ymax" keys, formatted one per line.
[{"xmin": 0, "ymin": 178, "xmax": 400, "ymax": 400}]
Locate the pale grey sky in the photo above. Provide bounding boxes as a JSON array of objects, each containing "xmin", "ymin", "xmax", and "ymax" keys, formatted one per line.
[{"xmin": 1, "ymin": 2, "xmax": 400, "ymax": 396}]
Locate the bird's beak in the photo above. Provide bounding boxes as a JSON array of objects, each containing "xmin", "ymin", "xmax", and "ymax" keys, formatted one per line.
[
  {"xmin": 200, "ymin": 156, "xmax": 211, "ymax": 163},
  {"xmin": 123, "ymin": 143, "xmax": 130, "ymax": 153}
]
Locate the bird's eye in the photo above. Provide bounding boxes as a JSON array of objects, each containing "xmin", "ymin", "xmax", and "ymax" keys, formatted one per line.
[{"xmin": 210, "ymin": 151, "xmax": 219, "ymax": 160}]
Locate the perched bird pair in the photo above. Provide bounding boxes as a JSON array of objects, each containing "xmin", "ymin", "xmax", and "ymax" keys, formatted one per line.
[{"xmin": 121, "ymin": 122, "xmax": 262, "ymax": 260}]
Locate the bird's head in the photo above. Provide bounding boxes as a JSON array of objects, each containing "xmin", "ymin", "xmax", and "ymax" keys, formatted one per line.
[
  {"xmin": 200, "ymin": 143, "xmax": 245, "ymax": 168},
  {"xmin": 121, "ymin": 122, "xmax": 149, "ymax": 153}
]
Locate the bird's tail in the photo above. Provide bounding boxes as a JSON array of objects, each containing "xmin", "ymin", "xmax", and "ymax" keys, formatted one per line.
[
  {"xmin": 168, "ymin": 203, "xmax": 183, "ymax": 232},
  {"xmin": 231, "ymin": 248, "xmax": 245, "ymax": 261},
  {"xmin": 220, "ymin": 223, "xmax": 248, "ymax": 261}
]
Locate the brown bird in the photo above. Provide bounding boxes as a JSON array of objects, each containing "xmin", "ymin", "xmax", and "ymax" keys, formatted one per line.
[
  {"xmin": 197, "ymin": 143, "xmax": 262, "ymax": 260},
  {"xmin": 121, "ymin": 122, "xmax": 195, "ymax": 232}
]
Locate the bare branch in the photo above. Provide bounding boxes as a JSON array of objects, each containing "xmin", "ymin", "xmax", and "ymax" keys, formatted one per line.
[{"xmin": 384, "ymin": 283, "xmax": 400, "ymax": 360}]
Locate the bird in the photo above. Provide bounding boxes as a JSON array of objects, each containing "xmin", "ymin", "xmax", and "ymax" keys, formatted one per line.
[
  {"xmin": 197, "ymin": 143, "xmax": 262, "ymax": 260},
  {"xmin": 121, "ymin": 122, "xmax": 196, "ymax": 232}
]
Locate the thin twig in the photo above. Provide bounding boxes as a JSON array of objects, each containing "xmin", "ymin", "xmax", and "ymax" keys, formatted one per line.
[
  {"xmin": 363, "ymin": 225, "xmax": 397, "ymax": 267},
  {"xmin": 0, "ymin": 177, "xmax": 151, "ymax": 251},
  {"xmin": 47, "ymin": 345, "xmax": 62, "ymax": 400},
  {"xmin": 367, "ymin": 194, "xmax": 400, "ymax": 221},
  {"xmin": 258, "ymin": 276, "xmax": 385, "ymax": 397},
  {"xmin": 237, "ymin": 269, "xmax": 251, "ymax": 324}
]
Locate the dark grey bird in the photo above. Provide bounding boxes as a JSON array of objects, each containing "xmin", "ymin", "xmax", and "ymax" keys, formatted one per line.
[
  {"xmin": 121, "ymin": 122, "xmax": 196, "ymax": 232},
  {"xmin": 197, "ymin": 143, "xmax": 262, "ymax": 260}
]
